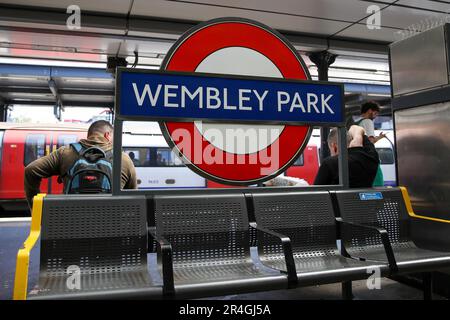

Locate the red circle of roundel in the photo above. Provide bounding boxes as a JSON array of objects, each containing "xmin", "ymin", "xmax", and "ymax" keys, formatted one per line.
[{"xmin": 160, "ymin": 18, "xmax": 311, "ymax": 185}]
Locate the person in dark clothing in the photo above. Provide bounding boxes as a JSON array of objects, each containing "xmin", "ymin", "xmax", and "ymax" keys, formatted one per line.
[{"xmin": 314, "ymin": 125, "xmax": 379, "ymax": 188}]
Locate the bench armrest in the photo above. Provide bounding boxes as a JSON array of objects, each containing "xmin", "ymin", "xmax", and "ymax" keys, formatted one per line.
[
  {"xmin": 336, "ymin": 217, "xmax": 398, "ymax": 273},
  {"xmin": 14, "ymin": 194, "xmax": 46, "ymax": 300},
  {"xmin": 148, "ymin": 227, "xmax": 174, "ymax": 296},
  {"xmin": 249, "ymin": 223, "xmax": 297, "ymax": 285}
]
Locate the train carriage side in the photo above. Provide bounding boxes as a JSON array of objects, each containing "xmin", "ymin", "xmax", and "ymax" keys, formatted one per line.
[{"xmin": 0, "ymin": 124, "xmax": 87, "ymax": 210}]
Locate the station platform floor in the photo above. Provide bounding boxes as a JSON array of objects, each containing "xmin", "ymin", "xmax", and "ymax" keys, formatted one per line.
[
  {"xmin": 0, "ymin": 218, "xmax": 446, "ymax": 301},
  {"xmin": 205, "ymin": 278, "xmax": 445, "ymax": 300}
]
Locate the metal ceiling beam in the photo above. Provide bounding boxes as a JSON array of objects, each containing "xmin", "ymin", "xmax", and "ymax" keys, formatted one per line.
[
  {"xmin": 48, "ymin": 78, "xmax": 64, "ymax": 109},
  {"xmin": 377, "ymin": 98, "xmax": 392, "ymax": 106},
  {"xmin": 344, "ymin": 93, "xmax": 363, "ymax": 104},
  {"xmin": 0, "ymin": 4, "xmax": 126, "ymax": 34},
  {"xmin": 0, "ymin": 64, "xmax": 114, "ymax": 80},
  {"xmin": 0, "ymin": 4, "xmax": 390, "ymax": 58},
  {"xmin": 0, "ymin": 87, "xmax": 114, "ymax": 96},
  {"xmin": 4, "ymin": 99, "xmax": 113, "ymax": 108},
  {"xmin": 328, "ymin": 39, "xmax": 389, "ymax": 59},
  {"xmin": 0, "ymin": 87, "xmax": 50, "ymax": 94}
]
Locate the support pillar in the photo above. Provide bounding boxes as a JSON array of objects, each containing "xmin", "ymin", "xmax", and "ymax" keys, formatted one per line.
[
  {"xmin": 423, "ymin": 272, "xmax": 433, "ymax": 300},
  {"xmin": 309, "ymin": 51, "xmax": 337, "ymax": 162},
  {"xmin": 0, "ymin": 104, "xmax": 8, "ymax": 122},
  {"xmin": 342, "ymin": 281, "xmax": 354, "ymax": 300}
]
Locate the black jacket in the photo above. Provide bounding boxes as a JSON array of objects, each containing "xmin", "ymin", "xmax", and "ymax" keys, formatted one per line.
[{"xmin": 314, "ymin": 135, "xmax": 379, "ymax": 188}]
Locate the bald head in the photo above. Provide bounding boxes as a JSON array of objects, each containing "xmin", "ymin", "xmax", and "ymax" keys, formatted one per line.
[{"xmin": 327, "ymin": 128, "xmax": 353, "ymax": 156}]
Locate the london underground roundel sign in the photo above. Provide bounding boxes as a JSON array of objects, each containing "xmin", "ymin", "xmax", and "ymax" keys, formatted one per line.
[{"xmin": 159, "ymin": 18, "xmax": 312, "ymax": 185}]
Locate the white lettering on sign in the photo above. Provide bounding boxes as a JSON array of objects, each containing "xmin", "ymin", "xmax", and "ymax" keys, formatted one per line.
[
  {"xmin": 321, "ymin": 94, "xmax": 334, "ymax": 114},
  {"xmin": 238, "ymin": 89, "xmax": 252, "ymax": 111},
  {"xmin": 164, "ymin": 85, "xmax": 179, "ymax": 108},
  {"xmin": 207, "ymin": 87, "xmax": 221, "ymax": 109},
  {"xmin": 253, "ymin": 89, "xmax": 268, "ymax": 111},
  {"xmin": 277, "ymin": 91, "xmax": 290, "ymax": 112},
  {"xmin": 181, "ymin": 86, "xmax": 202, "ymax": 109},
  {"xmin": 131, "ymin": 83, "xmax": 335, "ymax": 115},
  {"xmin": 277, "ymin": 91, "xmax": 334, "ymax": 114},
  {"xmin": 223, "ymin": 88, "xmax": 237, "ymax": 110},
  {"xmin": 133, "ymin": 83, "xmax": 161, "ymax": 106},
  {"xmin": 290, "ymin": 92, "xmax": 306, "ymax": 113},
  {"xmin": 307, "ymin": 93, "xmax": 319, "ymax": 113}
]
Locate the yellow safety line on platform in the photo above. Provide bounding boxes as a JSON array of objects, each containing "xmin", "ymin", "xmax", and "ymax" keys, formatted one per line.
[
  {"xmin": 400, "ymin": 186, "xmax": 450, "ymax": 224},
  {"xmin": 13, "ymin": 194, "xmax": 46, "ymax": 300}
]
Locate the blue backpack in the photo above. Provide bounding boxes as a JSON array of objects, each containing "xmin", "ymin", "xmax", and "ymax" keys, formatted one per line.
[{"xmin": 63, "ymin": 143, "xmax": 113, "ymax": 194}]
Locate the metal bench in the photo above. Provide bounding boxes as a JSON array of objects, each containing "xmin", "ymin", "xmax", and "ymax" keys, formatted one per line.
[
  {"xmin": 250, "ymin": 190, "xmax": 390, "ymax": 297},
  {"xmin": 332, "ymin": 187, "xmax": 450, "ymax": 299},
  {"xmin": 150, "ymin": 193, "xmax": 290, "ymax": 299},
  {"xmin": 14, "ymin": 187, "xmax": 449, "ymax": 300},
  {"xmin": 14, "ymin": 194, "xmax": 162, "ymax": 300}
]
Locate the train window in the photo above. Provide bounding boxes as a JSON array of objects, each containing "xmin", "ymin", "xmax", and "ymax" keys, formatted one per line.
[
  {"xmin": 57, "ymin": 134, "xmax": 78, "ymax": 149},
  {"xmin": 377, "ymin": 148, "xmax": 395, "ymax": 165},
  {"xmin": 292, "ymin": 154, "xmax": 304, "ymax": 166},
  {"xmin": 123, "ymin": 147, "xmax": 184, "ymax": 167},
  {"xmin": 123, "ymin": 147, "xmax": 149, "ymax": 167},
  {"xmin": 155, "ymin": 148, "xmax": 183, "ymax": 167},
  {"xmin": 24, "ymin": 134, "xmax": 46, "ymax": 166}
]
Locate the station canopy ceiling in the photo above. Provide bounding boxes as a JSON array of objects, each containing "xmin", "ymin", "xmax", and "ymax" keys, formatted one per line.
[{"xmin": 0, "ymin": 0, "xmax": 447, "ymax": 114}]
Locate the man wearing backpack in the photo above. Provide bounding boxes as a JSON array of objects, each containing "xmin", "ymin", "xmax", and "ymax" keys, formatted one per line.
[{"xmin": 24, "ymin": 120, "xmax": 137, "ymax": 208}]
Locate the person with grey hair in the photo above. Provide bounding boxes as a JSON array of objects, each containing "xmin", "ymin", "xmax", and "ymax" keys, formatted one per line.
[{"xmin": 313, "ymin": 125, "xmax": 379, "ymax": 187}]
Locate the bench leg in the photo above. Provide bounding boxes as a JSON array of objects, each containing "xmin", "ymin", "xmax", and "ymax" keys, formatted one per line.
[
  {"xmin": 342, "ymin": 281, "xmax": 353, "ymax": 300},
  {"xmin": 423, "ymin": 272, "xmax": 433, "ymax": 300}
]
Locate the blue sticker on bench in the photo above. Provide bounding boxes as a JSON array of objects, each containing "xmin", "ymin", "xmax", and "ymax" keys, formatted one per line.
[{"xmin": 359, "ymin": 192, "xmax": 383, "ymax": 200}]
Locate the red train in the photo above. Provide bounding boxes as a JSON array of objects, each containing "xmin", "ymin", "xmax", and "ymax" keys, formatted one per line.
[
  {"xmin": 285, "ymin": 144, "xmax": 319, "ymax": 184},
  {"xmin": 0, "ymin": 123, "xmax": 319, "ymax": 211},
  {"xmin": 0, "ymin": 123, "xmax": 87, "ymax": 210}
]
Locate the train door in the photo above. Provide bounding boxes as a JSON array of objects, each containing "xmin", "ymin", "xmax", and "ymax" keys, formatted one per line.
[
  {"xmin": 1, "ymin": 129, "xmax": 26, "ymax": 199},
  {"xmin": 26, "ymin": 131, "xmax": 51, "ymax": 195},
  {"xmin": 0, "ymin": 130, "xmax": 4, "ymax": 198},
  {"xmin": 0, "ymin": 130, "xmax": 51, "ymax": 199}
]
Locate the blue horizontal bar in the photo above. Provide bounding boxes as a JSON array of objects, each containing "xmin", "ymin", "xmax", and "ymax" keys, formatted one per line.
[
  {"xmin": 344, "ymin": 83, "xmax": 391, "ymax": 95},
  {"xmin": 51, "ymin": 67, "xmax": 113, "ymax": 79},
  {"xmin": 0, "ymin": 64, "xmax": 113, "ymax": 80},
  {"xmin": 0, "ymin": 64, "xmax": 50, "ymax": 77}
]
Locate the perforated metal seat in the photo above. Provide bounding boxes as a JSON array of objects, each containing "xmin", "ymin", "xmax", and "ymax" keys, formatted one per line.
[
  {"xmin": 152, "ymin": 193, "xmax": 288, "ymax": 298},
  {"xmin": 28, "ymin": 195, "xmax": 161, "ymax": 299},
  {"xmin": 333, "ymin": 188, "xmax": 450, "ymax": 274},
  {"xmin": 252, "ymin": 191, "xmax": 389, "ymax": 285}
]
